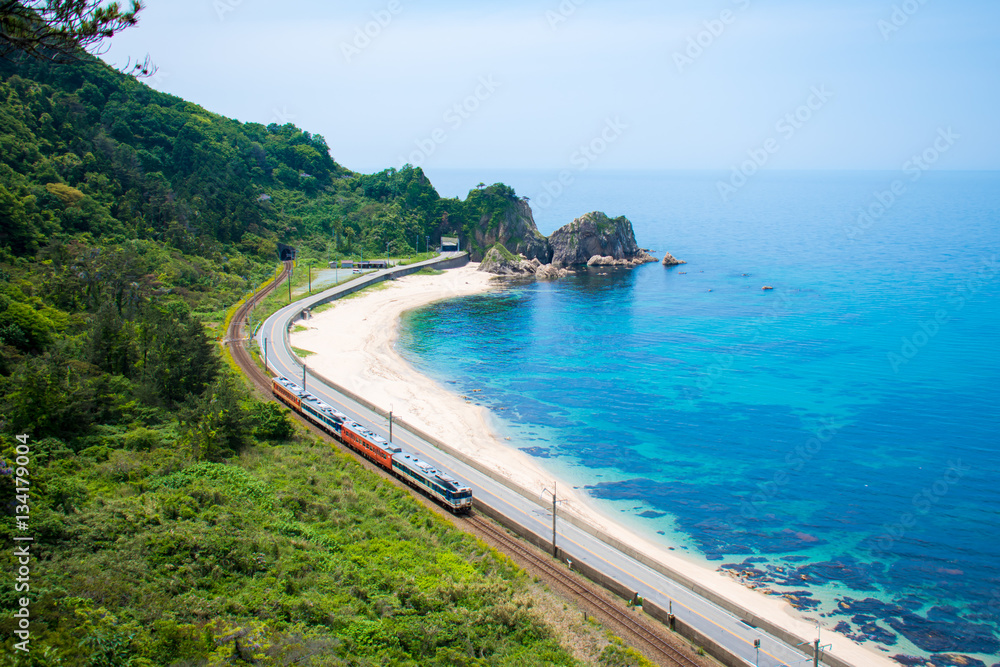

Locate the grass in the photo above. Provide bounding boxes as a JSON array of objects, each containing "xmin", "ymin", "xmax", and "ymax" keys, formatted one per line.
[
  {"xmin": 291, "ymin": 346, "xmax": 315, "ymax": 358},
  {"xmin": 338, "ymin": 280, "xmax": 393, "ymax": 301},
  {"xmin": 0, "ymin": 429, "xmax": 581, "ymax": 665},
  {"xmin": 395, "ymin": 251, "xmax": 438, "ymax": 266}
]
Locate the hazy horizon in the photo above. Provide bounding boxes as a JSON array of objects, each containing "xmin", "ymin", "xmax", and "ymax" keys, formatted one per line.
[{"xmin": 101, "ymin": 1, "xmax": 999, "ymax": 175}]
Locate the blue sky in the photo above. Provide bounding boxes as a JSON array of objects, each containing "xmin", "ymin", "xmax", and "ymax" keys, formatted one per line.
[{"xmin": 101, "ymin": 1, "xmax": 999, "ymax": 175}]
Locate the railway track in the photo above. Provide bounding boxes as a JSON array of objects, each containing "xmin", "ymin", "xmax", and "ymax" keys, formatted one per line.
[
  {"xmin": 225, "ymin": 262, "xmax": 707, "ymax": 667},
  {"xmin": 464, "ymin": 514, "xmax": 707, "ymax": 667},
  {"xmin": 226, "ymin": 260, "xmax": 293, "ymax": 393}
]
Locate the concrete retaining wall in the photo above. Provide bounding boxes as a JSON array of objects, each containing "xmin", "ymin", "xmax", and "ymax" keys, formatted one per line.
[
  {"xmin": 644, "ymin": 600, "xmax": 748, "ymax": 667},
  {"xmin": 301, "ymin": 253, "xmax": 471, "ymax": 315}
]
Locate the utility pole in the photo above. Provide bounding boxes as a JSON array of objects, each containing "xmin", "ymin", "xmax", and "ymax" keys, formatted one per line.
[
  {"xmin": 799, "ymin": 625, "xmax": 830, "ymax": 667},
  {"xmin": 287, "ymin": 268, "xmax": 291, "ymax": 303},
  {"xmin": 552, "ymin": 482, "xmax": 557, "ymax": 555},
  {"xmin": 302, "ymin": 364, "xmax": 306, "ymax": 391},
  {"xmin": 263, "ymin": 337, "xmax": 267, "ymax": 373},
  {"xmin": 541, "ymin": 483, "xmax": 565, "ymax": 557},
  {"xmin": 307, "ymin": 261, "xmax": 312, "ymax": 294},
  {"xmin": 389, "ymin": 408, "xmax": 393, "ymax": 442}
]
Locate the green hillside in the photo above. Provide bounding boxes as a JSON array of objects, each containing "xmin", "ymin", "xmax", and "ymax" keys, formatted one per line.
[{"xmin": 0, "ymin": 48, "xmax": 644, "ymax": 666}]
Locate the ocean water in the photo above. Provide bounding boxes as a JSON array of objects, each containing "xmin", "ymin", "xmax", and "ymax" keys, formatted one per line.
[{"xmin": 400, "ymin": 169, "xmax": 1000, "ymax": 662}]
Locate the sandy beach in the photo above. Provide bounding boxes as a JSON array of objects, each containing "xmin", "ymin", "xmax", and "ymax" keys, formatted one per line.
[{"xmin": 290, "ymin": 264, "xmax": 897, "ymax": 667}]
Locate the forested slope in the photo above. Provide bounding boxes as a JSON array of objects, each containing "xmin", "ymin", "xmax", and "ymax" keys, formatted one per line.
[{"xmin": 0, "ymin": 51, "xmax": 643, "ymax": 666}]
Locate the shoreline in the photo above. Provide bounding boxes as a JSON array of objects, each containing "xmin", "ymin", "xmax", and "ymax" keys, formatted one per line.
[{"xmin": 290, "ymin": 264, "xmax": 897, "ymax": 667}]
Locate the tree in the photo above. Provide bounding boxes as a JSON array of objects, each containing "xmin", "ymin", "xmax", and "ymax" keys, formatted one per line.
[{"xmin": 0, "ymin": 1, "xmax": 153, "ymax": 75}]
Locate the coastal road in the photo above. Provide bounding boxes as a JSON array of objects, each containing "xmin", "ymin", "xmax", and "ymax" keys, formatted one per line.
[{"xmin": 254, "ymin": 256, "xmax": 827, "ymax": 667}]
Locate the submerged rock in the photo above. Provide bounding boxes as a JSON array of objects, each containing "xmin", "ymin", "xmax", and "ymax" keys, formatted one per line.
[
  {"xmin": 886, "ymin": 612, "xmax": 1000, "ymax": 654},
  {"xmin": 931, "ymin": 655, "xmax": 987, "ymax": 667}
]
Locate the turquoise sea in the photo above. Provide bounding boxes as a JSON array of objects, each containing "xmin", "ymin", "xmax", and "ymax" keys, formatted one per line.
[{"xmin": 399, "ymin": 170, "xmax": 1000, "ymax": 664}]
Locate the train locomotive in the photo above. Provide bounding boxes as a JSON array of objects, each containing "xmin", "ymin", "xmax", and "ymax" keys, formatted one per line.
[{"xmin": 271, "ymin": 376, "xmax": 473, "ymax": 513}]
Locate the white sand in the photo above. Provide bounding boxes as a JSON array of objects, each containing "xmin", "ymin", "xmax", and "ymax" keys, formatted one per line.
[{"xmin": 291, "ymin": 264, "xmax": 896, "ymax": 667}]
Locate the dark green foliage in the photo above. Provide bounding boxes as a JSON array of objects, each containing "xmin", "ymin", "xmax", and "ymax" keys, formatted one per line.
[
  {"xmin": 0, "ymin": 1, "xmax": 143, "ymax": 64},
  {"xmin": 0, "ymin": 435, "xmax": 579, "ymax": 665},
  {"xmin": 0, "ymin": 44, "xmax": 584, "ymax": 667},
  {"xmin": 248, "ymin": 400, "xmax": 295, "ymax": 441},
  {"xmin": 0, "ymin": 51, "xmax": 527, "ymax": 268}
]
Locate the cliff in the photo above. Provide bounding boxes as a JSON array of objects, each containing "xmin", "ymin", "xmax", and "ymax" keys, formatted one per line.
[
  {"xmin": 548, "ymin": 212, "xmax": 658, "ymax": 268},
  {"xmin": 463, "ymin": 186, "xmax": 551, "ymax": 262}
]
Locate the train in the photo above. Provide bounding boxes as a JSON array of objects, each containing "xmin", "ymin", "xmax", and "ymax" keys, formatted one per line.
[{"xmin": 271, "ymin": 376, "xmax": 474, "ymax": 513}]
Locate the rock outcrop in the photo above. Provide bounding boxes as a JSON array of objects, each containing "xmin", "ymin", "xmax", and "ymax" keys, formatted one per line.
[
  {"xmin": 475, "ymin": 208, "xmax": 681, "ymax": 279},
  {"xmin": 661, "ymin": 251, "xmax": 686, "ymax": 266},
  {"xmin": 478, "ymin": 246, "xmax": 569, "ymax": 279},
  {"xmin": 587, "ymin": 252, "xmax": 658, "ymax": 268},
  {"xmin": 548, "ymin": 212, "xmax": 658, "ymax": 268},
  {"xmin": 468, "ymin": 196, "xmax": 551, "ymax": 263},
  {"xmin": 478, "ymin": 245, "xmax": 523, "ymax": 275}
]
